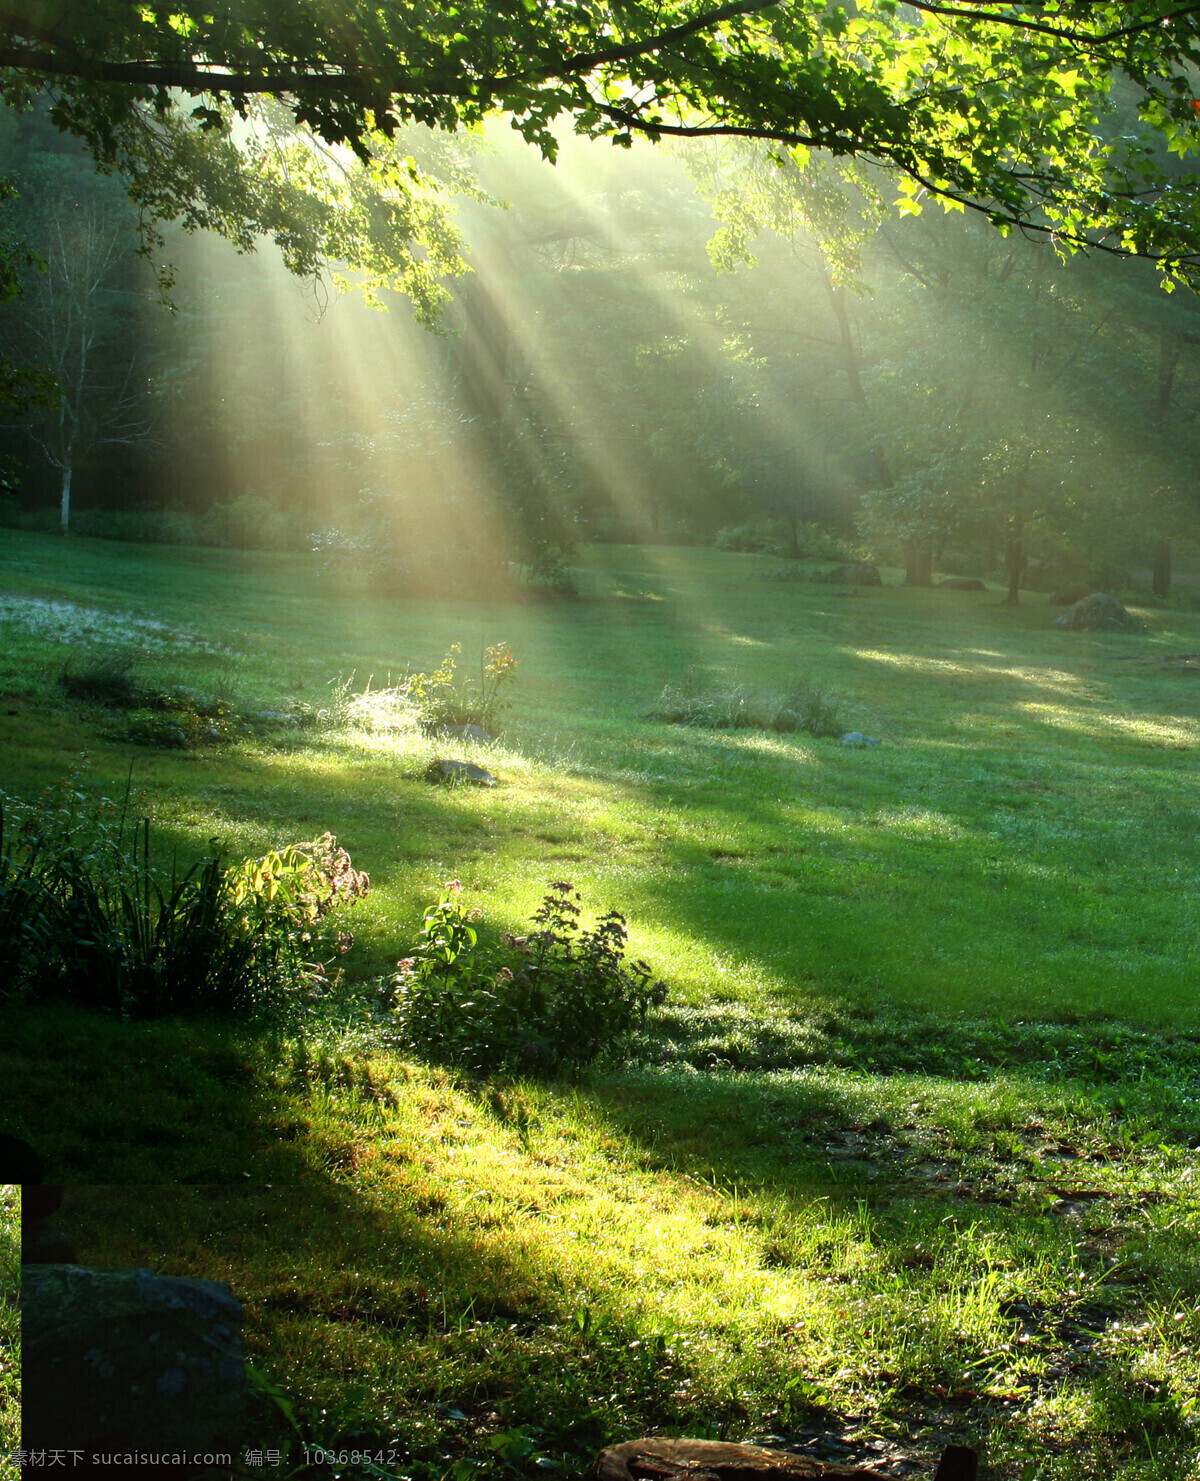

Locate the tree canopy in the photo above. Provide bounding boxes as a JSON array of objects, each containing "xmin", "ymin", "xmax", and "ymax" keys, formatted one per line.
[{"xmin": 6, "ymin": 1, "xmax": 1200, "ymax": 290}]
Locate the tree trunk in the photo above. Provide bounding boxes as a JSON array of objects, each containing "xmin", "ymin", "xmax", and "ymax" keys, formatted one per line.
[
  {"xmin": 59, "ymin": 465, "xmax": 72, "ymax": 534},
  {"xmin": 783, "ymin": 506, "xmax": 801, "ymax": 560},
  {"xmin": 1004, "ymin": 513, "xmax": 1024, "ymax": 605},
  {"xmin": 1153, "ymin": 538, "xmax": 1172, "ymax": 598},
  {"xmin": 904, "ymin": 538, "xmax": 933, "ymax": 586}
]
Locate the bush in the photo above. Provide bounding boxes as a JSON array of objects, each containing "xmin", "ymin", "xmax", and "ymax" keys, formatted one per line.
[
  {"xmin": 714, "ymin": 522, "xmax": 786, "ymax": 555},
  {"xmin": 384, "ymin": 881, "xmax": 667, "ymax": 1076},
  {"xmin": 0, "ymin": 776, "xmax": 368, "ymax": 1019},
  {"xmin": 715, "ymin": 521, "xmax": 859, "ymax": 561}
]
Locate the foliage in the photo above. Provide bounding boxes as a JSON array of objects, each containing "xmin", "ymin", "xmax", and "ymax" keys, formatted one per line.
[
  {"xmin": 713, "ymin": 522, "xmax": 787, "ymax": 555},
  {"xmin": 404, "ymin": 642, "xmax": 519, "ymax": 733},
  {"xmin": 125, "ymin": 691, "xmax": 240, "ymax": 749},
  {"xmin": 384, "ymin": 880, "xmax": 667, "ymax": 1076},
  {"xmin": 65, "ymin": 500, "xmax": 311, "ymax": 551},
  {"xmin": 0, "ymin": 775, "xmax": 368, "ymax": 1019},
  {"xmin": 10, "ymin": 1, "xmax": 1200, "ymax": 294},
  {"xmin": 648, "ymin": 673, "xmax": 846, "ymax": 737}
]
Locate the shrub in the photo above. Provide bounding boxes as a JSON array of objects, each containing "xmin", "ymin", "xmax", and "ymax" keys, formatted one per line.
[
  {"xmin": 384, "ymin": 880, "xmax": 667, "ymax": 1076},
  {"xmin": 0, "ymin": 776, "xmax": 368, "ymax": 1019}
]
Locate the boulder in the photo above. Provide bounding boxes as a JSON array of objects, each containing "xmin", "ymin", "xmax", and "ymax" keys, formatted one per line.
[
  {"xmin": 585, "ymin": 1439, "xmax": 977, "ymax": 1481},
  {"xmin": 812, "ymin": 564, "xmax": 882, "ymax": 586},
  {"xmin": 1049, "ymin": 581, "xmax": 1092, "ymax": 606},
  {"xmin": 937, "ymin": 577, "xmax": 986, "ymax": 591},
  {"xmin": 426, "ymin": 758, "xmax": 498, "ymax": 786},
  {"xmin": 1052, "ymin": 593, "xmax": 1144, "ymax": 632},
  {"xmin": 841, "ymin": 732, "xmax": 882, "ymax": 748},
  {"xmin": 23, "ymin": 1264, "xmax": 247, "ymax": 1476}
]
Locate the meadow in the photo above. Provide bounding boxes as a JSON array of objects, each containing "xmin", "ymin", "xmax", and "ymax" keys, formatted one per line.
[{"xmin": 3, "ymin": 528, "xmax": 1200, "ymax": 1479}]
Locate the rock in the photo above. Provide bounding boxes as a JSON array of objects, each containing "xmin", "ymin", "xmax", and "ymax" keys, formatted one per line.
[
  {"xmin": 22, "ymin": 1264, "xmax": 247, "ymax": 1476},
  {"xmin": 0, "ymin": 1130, "xmax": 44, "ymax": 1182},
  {"xmin": 841, "ymin": 732, "xmax": 882, "ymax": 747},
  {"xmin": 434, "ymin": 723, "xmax": 494, "ymax": 744},
  {"xmin": 812, "ymin": 564, "xmax": 882, "ymax": 586},
  {"xmin": 938, "ymin": 577, "xmax": 987, "ymax": 591},
  {"xmin": 1049, "ymin": 581, "xmax": 1092, "ymax": 606},
  {"xmin": 585, "ymin": 1439, "xmax": 977, "ymax": 1481},
  {"xmin": 1052, "ymin": 593, "xmax": 1144, "ymax": 632},
  {"xmin": 425, "ymin": 758, "xmax": 498, "ymax": 786}
]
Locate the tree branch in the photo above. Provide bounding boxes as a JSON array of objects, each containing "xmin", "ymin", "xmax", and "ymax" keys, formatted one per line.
[{"xmin": 0, "ymin": 0, "xmax": 787, "ymax": 100}]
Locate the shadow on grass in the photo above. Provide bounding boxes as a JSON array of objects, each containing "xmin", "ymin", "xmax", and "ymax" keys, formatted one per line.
[{"xmin": 46, "ymin": 1179, "xmax": 721, "ymax": 1479}]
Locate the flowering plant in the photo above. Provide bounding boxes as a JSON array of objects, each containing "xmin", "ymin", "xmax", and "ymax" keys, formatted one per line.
[{"xmin": 384, "ymin": 880, "xmax": 667, "ymax": 1076}]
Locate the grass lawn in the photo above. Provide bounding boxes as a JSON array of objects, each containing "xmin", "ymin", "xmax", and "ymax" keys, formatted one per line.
[
  {"xmin": 3, "ymin": 529, "xmax": 1200, "ymax": 1479},
  {"xmin": 0, "ymin": 1187, "xmax": 14, "ymax": 1479}
]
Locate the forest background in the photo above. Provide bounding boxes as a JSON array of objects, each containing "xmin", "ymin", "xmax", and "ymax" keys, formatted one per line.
[{"xmin": 2, "ymin": 94, "xmax": 1197, "ymax": 603}]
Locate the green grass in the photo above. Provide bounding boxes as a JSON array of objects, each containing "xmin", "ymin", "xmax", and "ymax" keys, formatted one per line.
[
  {"xmin": 2, "ymin": 529, "xmax": 1200, "ymax": 1479},
  {"xmin": 3, "ymin": 530, "xmax": 1200, "ymax": 1024},
  {"xmin": 0, "ymin": 1186, "xmax": 16, "ymax": 1479}
]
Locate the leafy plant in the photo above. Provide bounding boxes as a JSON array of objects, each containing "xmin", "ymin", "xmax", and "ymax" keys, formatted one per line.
[
  {"xmin": 404, "ymin": 641, "xmax": 519, "ymax": 733},
  {"xmin": 0, "ymin": 774, "xmax": 369, "ymax": 1019},
  {"xmin": 384, "ymin": 880, "xmax": 667, "ymax": 1076}
]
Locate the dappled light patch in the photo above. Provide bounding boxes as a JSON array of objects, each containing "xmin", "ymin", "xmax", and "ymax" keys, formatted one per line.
[{"xmin": 1015, "ymin": 702, "xmax": 1200, "ymax": 748}]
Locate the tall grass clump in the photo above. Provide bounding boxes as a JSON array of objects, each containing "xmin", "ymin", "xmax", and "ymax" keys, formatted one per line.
[
  {"xmin": 58, "ymin": 649, "xmax": 142, "ymax": 707},
  {"xmin": 0, "ymin": 776, "xmax": 368, "ymax": 1020},
  {"xmin": 648, "ymin": 672, "xmax": 846, "ymax": 737}
]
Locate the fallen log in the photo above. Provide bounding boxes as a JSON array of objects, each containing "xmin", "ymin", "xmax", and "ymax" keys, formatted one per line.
[{"xmin": 585, "ymin": 1438, "xmax": 978, "ymax": 1481}]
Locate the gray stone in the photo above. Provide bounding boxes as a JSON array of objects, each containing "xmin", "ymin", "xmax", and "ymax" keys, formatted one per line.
[
  {"xmin": 426, "ymin": 758, "xmax": 498, "ymax": 786},
  {"xmin": 841, "ymin": 732, "xmax": 882, "ymax": 747},
  {"xmin": 1051, "ymin": 593, "xmax": 1144, "ymax": 632},
  {"xmin": 938, "ymin": 577, "xmax": 987, "ymax": 591},
  {"xmin": 434, "ymin": 723, "xmax": 494, "ymax": 744},
  {"xmin": 22, "ymin": 1264, "xmax": 246, "ymax": 1472}
]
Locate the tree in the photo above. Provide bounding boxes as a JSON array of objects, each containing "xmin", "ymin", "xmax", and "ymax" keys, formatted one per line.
[
  {"xmin": 8, "ymin": 1, "xmax": 1200, "ymax": 298},
  {"xmin": 0, "ymin": 156, "xmax": 157, "ymax": 530}
]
